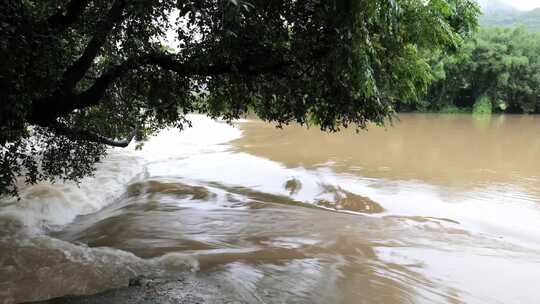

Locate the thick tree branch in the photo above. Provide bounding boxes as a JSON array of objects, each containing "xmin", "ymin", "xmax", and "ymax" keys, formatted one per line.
[
  {"xmin": 56, "ymin": 54, "xmax": 293, "ymax": 116},
  {"xmin": 45, "ymin": 121, "xmax": 136, "ymax": 148},
  {"xmin": 47, "ymin": 0, "xmax": 91, "ymax": 32},
  {"xmin": 29, "ymin": 52, "xmax": 292, "ymax": 126},
  {"xmin": 59, "ymin": 0, "xmax": 127, "ymax": 93}
]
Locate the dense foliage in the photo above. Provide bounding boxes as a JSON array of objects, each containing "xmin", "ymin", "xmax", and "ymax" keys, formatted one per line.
[
  {"xmin": 398, "ymin": 27, "xmax": 540, "ymax": 114},
  {"xmin": 0, "ymin": 0, "xmax": 479, "ymax": 196}
]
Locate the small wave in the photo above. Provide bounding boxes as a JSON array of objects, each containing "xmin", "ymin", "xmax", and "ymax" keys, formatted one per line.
[
  {"xmin": 0, "ymin": 235, "xmax": 148, "ymax": 304},
  {"xmin": 127, "ymin": 179, "xmax": 214, "ymax": 200},
  {"xmin": 0, "ymin": 234, "xmax": 206, "ymax": 304}
]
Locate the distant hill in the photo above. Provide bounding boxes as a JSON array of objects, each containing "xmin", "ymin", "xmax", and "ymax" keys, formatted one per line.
[
  {"xmin": 477, "ymin": 0, "xmax": 518, "ymax": 14},
  {"xmin": 479, "ymin": 0, "xmax": 540, "ymax": 31}
]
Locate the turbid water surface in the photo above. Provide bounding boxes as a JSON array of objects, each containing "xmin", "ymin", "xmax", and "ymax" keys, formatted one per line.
[{"xmin": 1, "ymin": 114, "xmax": 540, "ymax": 304}]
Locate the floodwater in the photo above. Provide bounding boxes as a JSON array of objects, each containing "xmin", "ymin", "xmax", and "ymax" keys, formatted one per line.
[{"xmin": 1, "ymin": 114, "xmax": 540, "ymax": 303}]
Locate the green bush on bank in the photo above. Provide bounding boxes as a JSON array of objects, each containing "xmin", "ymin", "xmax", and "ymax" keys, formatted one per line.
[{"xmin": 472, "ymin": 95, "xmax": 492, "ymax": 115}]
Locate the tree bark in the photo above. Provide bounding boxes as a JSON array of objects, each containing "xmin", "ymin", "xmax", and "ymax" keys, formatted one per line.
[
  {"xmin": 29, "ymin": 54, "xmax": 292, "ymax": 122},
  {"xmin": 59, "ymin": 0, "xmax": 127, "ymax": 93}
]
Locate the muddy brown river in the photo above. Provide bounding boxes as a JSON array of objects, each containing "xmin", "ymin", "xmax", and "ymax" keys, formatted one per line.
[{"xmin": 1, "ymin": 114, "xmax": 540, "ymax": 303}]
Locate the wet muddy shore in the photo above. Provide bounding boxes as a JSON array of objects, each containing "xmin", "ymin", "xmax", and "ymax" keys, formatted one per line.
[{"xmin": 30, "ymin": 275, "xmax": 229, "ymax": 304}]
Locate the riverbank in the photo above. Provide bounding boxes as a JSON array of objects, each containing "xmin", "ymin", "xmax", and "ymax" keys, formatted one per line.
[{"xmin": 30, "ymin": 276, "xmax": 221, "ymax": 304}]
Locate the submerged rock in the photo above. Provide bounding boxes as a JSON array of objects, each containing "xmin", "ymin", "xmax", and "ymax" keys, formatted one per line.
[
  {"xmin": 284, "ymin": 178, "xmax": 302, "ymax": 196},
  {"xmin": 315, "ymin": 185, "xmax": 383, "ymax": 214}
]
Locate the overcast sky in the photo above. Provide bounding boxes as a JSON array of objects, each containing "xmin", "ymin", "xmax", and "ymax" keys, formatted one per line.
[{"xmin": 500, "ymin": 0, "xmax": 540, "ymax": 10}]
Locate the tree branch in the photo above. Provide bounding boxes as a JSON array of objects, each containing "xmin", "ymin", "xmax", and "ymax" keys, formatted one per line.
[
  {"xmin": 59, "ymin": 0, "xmax": 127, "ymax": 93},
  {"xmin": 45, "ymin": 121, "xmax": 136, "ymax": 148},
  {"xmin": 55, "ymin": 53, "xmax": 293, "ymax": 116},
  {"xmin": 47, "ymin": 0, "xmax": 91, "ymax": 32}
]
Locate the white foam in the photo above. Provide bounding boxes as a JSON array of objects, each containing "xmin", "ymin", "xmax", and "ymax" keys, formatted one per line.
[
  {"xmin": 0, "ymin": 115, "xmax": 242, "ymax": 236},
  {"xmin": 0, "ymin": 150, "xmax": 144, "ymax": 235},
  {"xmin": 140, "ymin": 115, "xmax": 242, "ymax": 162}
]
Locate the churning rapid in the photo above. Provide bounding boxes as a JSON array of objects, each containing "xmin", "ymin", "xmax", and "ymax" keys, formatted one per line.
[{"xmin": 1, "ymin": 114, "xmax": 540, "ymax": 304}]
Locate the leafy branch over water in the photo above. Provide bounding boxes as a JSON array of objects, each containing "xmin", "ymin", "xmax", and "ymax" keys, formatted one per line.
[{"xmin": 0, "ymin": 0, "xmax": 479, "ymax": 196}]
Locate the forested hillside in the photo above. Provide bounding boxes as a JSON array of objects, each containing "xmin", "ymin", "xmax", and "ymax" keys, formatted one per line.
[{"xmin": 479, "ymin": 0, "xmax": 540, "ymax": 31}]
